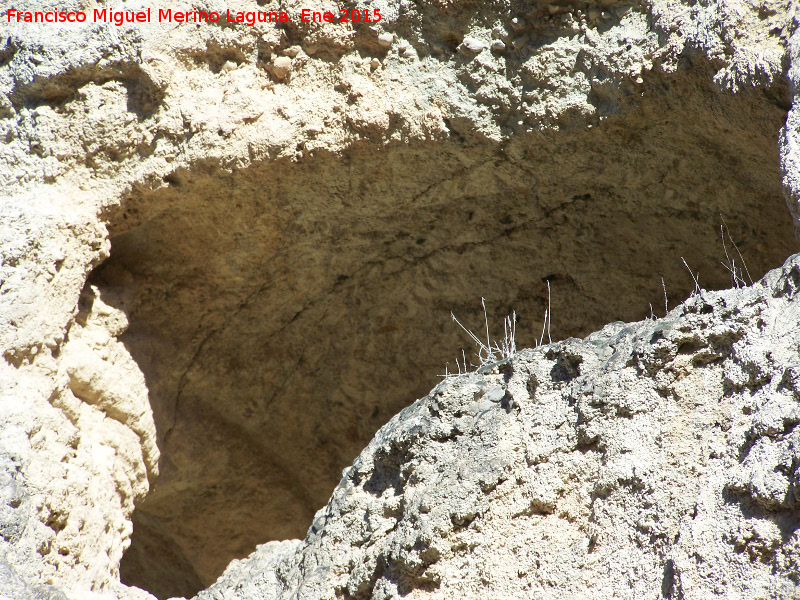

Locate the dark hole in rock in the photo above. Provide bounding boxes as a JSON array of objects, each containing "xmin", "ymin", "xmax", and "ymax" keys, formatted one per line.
[{"xmin": 83, "ymin": 61, "xmax": 800, "ymax": 599}]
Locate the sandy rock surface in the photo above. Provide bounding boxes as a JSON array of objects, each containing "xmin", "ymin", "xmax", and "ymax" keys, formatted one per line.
[
  {"xmin": 197, "ymin": 252, "xmax": 800, "ymax": 599},
  {"xmin": 0, "ymin": 0, "xmax": 798, "ymax": 598}
]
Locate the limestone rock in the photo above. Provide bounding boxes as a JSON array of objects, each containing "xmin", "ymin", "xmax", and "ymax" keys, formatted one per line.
[
  {"xmin": 0, "ymin": 0, "xmax": 798, "ymax": 598},
  {"xmin": 196, "ymin": 252, "xmax": 800, "ymax": 600},
  {"xmin": 458, "ymin": 37, "xmax": 487, "ymax": 54},
  {"xmin": 783, "ymin": 28, "xmax": 800, "ymax": 236},
  {"xmin": 270, "ymin": 56, "xmax": 293, "ymax": 80},
  {"xmin": 377, "ymin": 33, "xmax": 395, "ymax": 49},
  {"xmin": 0, "ymin": 284, "xmax": 158, "ymax": 599}
]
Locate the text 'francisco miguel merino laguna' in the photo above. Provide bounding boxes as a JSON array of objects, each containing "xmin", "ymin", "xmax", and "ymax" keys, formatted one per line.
[{"xmin": 6, "ymin": 7, "xmax": 384, "ymax": 25}]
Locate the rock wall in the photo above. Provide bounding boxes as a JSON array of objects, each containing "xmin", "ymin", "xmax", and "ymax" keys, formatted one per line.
[
  {"xmin": 783, "ymin": 26, "xmax": 800, "ymax": 234},
  {"xmin": 0, "ymin": 0, "xmax": 798, "ymax": 598},
  {"xmin": 197, "ymin": 251, "xmax": 800, "ymax": 600}
]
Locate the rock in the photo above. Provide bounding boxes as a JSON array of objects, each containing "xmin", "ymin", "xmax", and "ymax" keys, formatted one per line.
[
  {"xmin": 510, "ymin": 17, "xmax": 526, "ymax": 31},
  {"xmin": 459, "ymin": 37, "xmax": 487, "ymax": 53},
  {"xmin": 481, "ymin": 386, "xmax": 506, "ymax": 403},
  {"xmin": 377, "ymin": 32, "xmax": 394, "ymax": 48},
  {"xmin": 271, "ymin": 56, "xmax": 293, "ymax": 79},
  {"xmin": 783, "ymin": 30, "xmax": 800, "ymax": 237},
  {"xmin": 195, "ymin": 253, "xmax": 800, "ymax": 600},
  {"xmin": 0, "ymin": 551, "xmax": 69, "ymax": 600},
  {"xmin": 0, "ymin": 0, "xmax": 798, "ymax": 598},
  {"xmin": 398, "ymin": 42, "xmax": 416, "ymax": 58},
  {"xmin": 283, "ymin": 46, "xmax": 302, "ymax": 58}
]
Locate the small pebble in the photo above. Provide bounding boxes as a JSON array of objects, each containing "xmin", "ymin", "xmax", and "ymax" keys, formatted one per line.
[
  {"xmin": 510, "ymin": 17, "xmax": 525, "ymax": 30},
  {"xmin": 283, "ymin": 45, "xmax": 302, "ymax": 57},
  {"xmin": 398, "ymin": 42, "xmax": 415, "ymax": 58},
  {"xmin": 460, "ymin": 37, "xmax": 487, "ymax": 53},
  {"xmin": 491, "ymin": 40, "xmax": 506, "ymax": 52},
  {"xmin": 303, "ymin": 43, "xmax": 317, "ymax": 55},
  {"xmin": 370, "ymin": 57, "xmax": 381, "ymax": 69},
  {"xmin": 221, "ymin": 60, "xmax": 237, "ymax": 72},
  {"xmin": 272, "ymin": 56, "xmax": 292, "ymax": 79},
  {"xmin": 377, "ymin": 32, "xmax": 394, "ymax": 48}
]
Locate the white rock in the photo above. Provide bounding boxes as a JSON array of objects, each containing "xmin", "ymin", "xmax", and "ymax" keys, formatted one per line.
[
  {"xmin": 460, "ymin": 37, "xmax": 487, "ymax": 53},
  {"xmin": 377, "ymin": 32, "xmax": 394, "ymax": 48},
  {"xmin": 271, "ymin": 56, "xmax": 293, "ymax": 79},
  {"xmin": 283, "ymin": 45, "xmax": 302, "ymax": 58}
]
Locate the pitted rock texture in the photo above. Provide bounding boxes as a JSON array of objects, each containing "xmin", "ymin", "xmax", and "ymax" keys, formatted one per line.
[
  {"xmin": 196, "ymin": 253, "xmax": 800, "ymax": 600},
  {"xmin": 0, "ymin": 285, "xmax": 159, "ymax": 599},
  {"xmin": 782, "ymin": 26, "xmax": 800, "ymax": 235},
  {"xmin": 0, "ymin": 0, "xmax": 799, "ymax": 598}
]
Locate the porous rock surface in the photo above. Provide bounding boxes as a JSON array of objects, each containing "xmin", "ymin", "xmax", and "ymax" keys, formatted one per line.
[
  {"xmin": 199, "ymin": 253, "xmax": 800, "ymax": 600},
  {"xmin": 0, "ymin": 0, "xmax": 799, "ymax": 598}
]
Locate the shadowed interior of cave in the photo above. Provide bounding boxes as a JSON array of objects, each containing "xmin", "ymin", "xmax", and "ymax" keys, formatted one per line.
[{"xmin": 90, "ymin": 61, "xmax": 799, "ymax": 599}]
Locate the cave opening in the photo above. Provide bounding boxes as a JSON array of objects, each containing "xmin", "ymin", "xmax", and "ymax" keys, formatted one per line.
[{"xmin": 88, "ymin": 63, "xmax": 797, "ymax": 599}]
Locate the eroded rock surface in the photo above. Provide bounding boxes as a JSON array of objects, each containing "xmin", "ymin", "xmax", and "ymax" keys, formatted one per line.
[
  {"xmin": 0, "ymin": 0, "xmax": 799, "ymax": 598},
  {"xmin": 197, "ymin": 252, "xmax": 800, "ymax": 600},
  {"xmin": 0, "ymin": 284, "xmax": 159, "ymax": 599}
]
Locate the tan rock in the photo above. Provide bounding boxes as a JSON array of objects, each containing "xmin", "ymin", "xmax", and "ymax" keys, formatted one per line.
[
  {"xmin": 0, "ymin": 0, "xmax": 798, "ymax": 599},
  {"xmin": 271, "ymin": 56, "xmax": 293, "ymax": 80}
]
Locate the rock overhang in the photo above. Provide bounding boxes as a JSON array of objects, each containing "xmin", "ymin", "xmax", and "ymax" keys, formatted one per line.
[{"xmin": 0, "ymin": 0, "xmax": 799, "ymax": 598}]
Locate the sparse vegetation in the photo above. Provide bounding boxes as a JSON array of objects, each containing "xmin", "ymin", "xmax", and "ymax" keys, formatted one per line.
[
  {"xmin": 443, "ymin": 285, "xmax": 552, "ymax": 378},
  {"xmin": 720, "ymin": 219, "xmax": 753, "ymax": 289}
]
